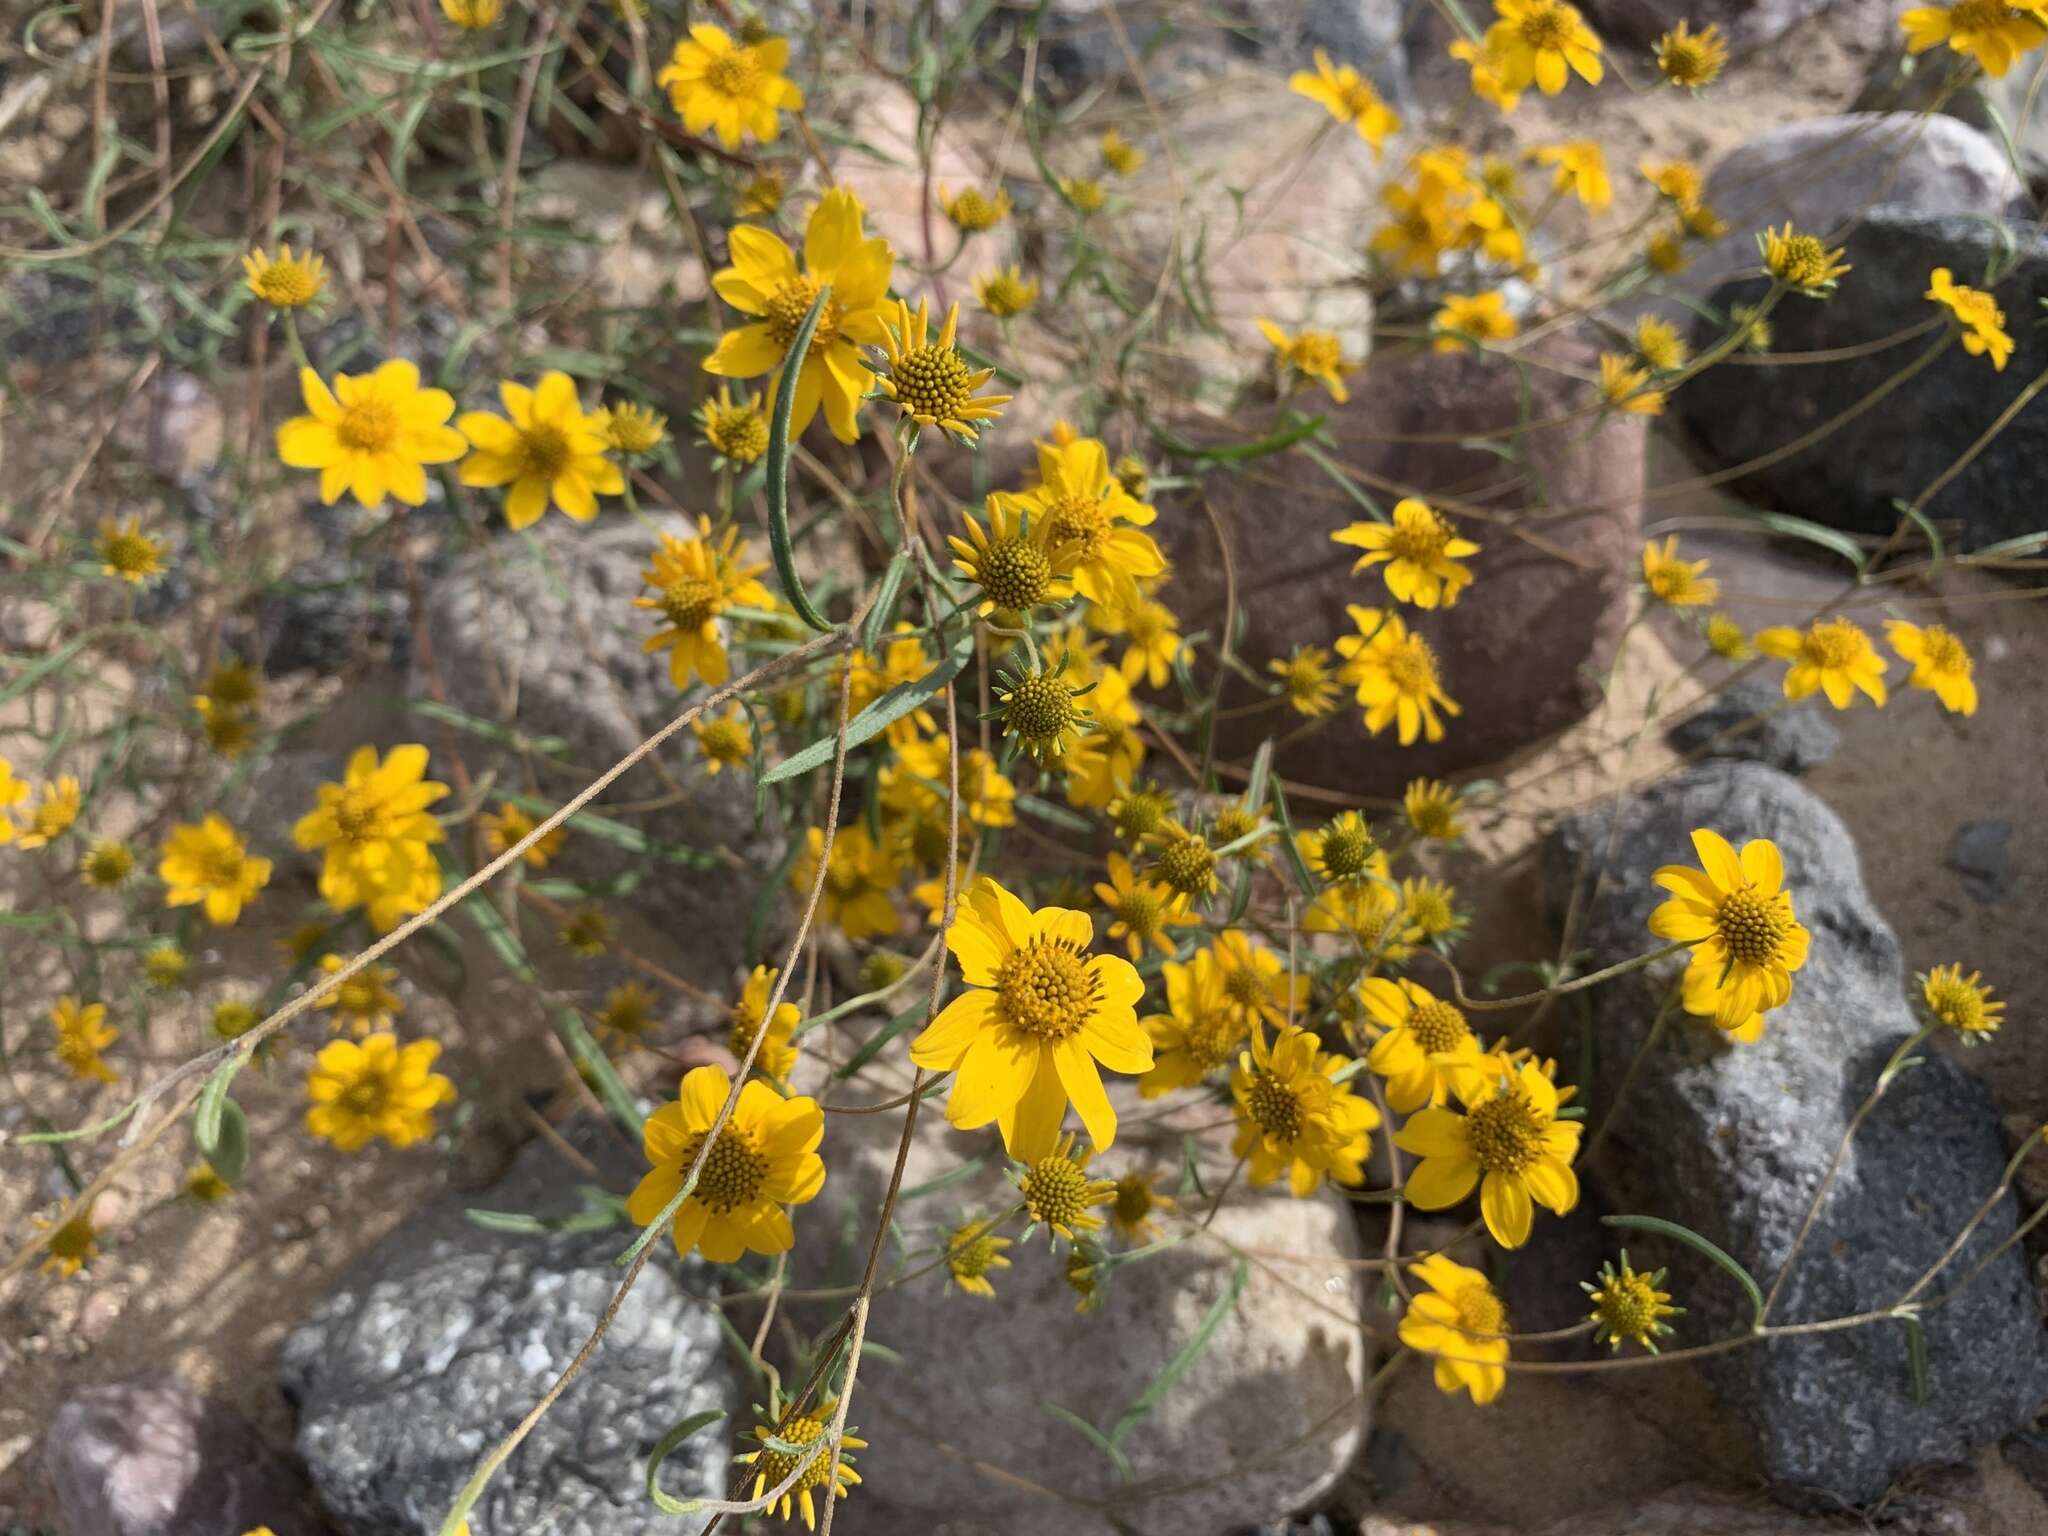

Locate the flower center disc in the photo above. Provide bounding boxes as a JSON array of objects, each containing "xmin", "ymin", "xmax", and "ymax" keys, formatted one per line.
[
  {"xmin": 661, "ymin": 576, "xmax": 722, "ymax": 631},
  {"xmin": 1156, "ymin": 837, "xmax": 1216, "ymax": 897},
  {"xmin": 1465, "ymin": 1089, "xmax": 1545, "ymax": 1174},
  {"xmin": 1321, "ymin": 825, "xmax": 1374, "ymax": 880},
  {"xmin": 1408, "ymin": 998, "xmax": 1469, "ymax": 1054},
  {"xmin": 521, "ymin": 424, "xmax": 572, "ymax": 479},
  {"xmin": 767, "ymin": 277, "xmax": 841, "ymax": 350},
  {"xmin": 680, "ymin": 1127, "xmax": 768, "ymax": 1213},
  {"xmin": 1519, "ymin": 2, "xmax": 1574, "ymax": 46},
  {"xmin": 337, "ymin": 399, "xmax": 400, "ymax": 454},
  {"xmin": 1044, "ymin": 493, "xmax": 1110, "ymax": 557},
  {"xmin": 978, "ymin": 536, "xmax": 1052, "ymax": 610},
  {"xmin": 997, "ymin": 939, "xmax": 1094, "ymax": 1039},
  {"xmin": 1454, "ymin": 1281, "xmax": 1507, "ymax": 1336},
  {"xmin": 890, "ymin": 345, "xmax": 975, "ymax": 421},
  {"xmin": 1715, "ymin": 887, "xmax": 1788, "ymax": 966},
  {"xmin": 1246, "ymin": 1069, "xmax": 1303, "ymax": 1142},
  {"xmin": 1023, "ymin": 1155, "xmax": 1094, "ymax": 1227}
]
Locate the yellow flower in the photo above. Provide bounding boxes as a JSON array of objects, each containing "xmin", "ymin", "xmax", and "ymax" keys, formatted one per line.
[
  {"xmin": 305, "ymin": 1033, "xmax": 456, "ymax": 1151},
  {"xmin": 943, "ymin": 1218, "xmax": 1014, "ymax": 1298},
  {"xmin": 705, "ymin": 188, "xmax": 895, "ymax": 443},
  {"xmin": 940, "ymin": 184, "xmax": 1012, "ymax": 232},
  {"xmin": 313, "ymin": 953, "xmax": 403, "ymax": 1036},
  {"xmin": 38, "ymin": 1205, "xmax": 101, "ymax": 1277},
  {"xmin": 1632, "ymin": 315, "xmax": 1690, "ymax": 373},
  {"xmin": 1009, "ymin": 427, "xmax": 1165, "ymax": 604},
  {"xmin": 1650, "ymin": 828, "xmax": 1811, "ymax": 1039},
  {"xmin": 692, "ymin": 703, "xmax": 754, "ymax": 772},
  {"xmin": 1599, "ymin": 352, "xmax": 1665, "ymax": 415},
  {"xmin": 793, "ymin": 824, "xmax": 901, "ymax": 941},
  {"xmin": 1531, "ymin": 140, "xmax": 1610, "ymax": 210},
  {"xmin": 1108, "ymin": 780, "xmax": 1174, "ymax": 845},
  {"xmin": 276, "ymin": 361, "xmax": 466, "ymax": 509},
  {"xmin": 458, "ymin": 372, "xmax": 622, "ymax": 529},
  {"xmin": 213, "ymin": 999, "xmax": 260, "ymax": 1040},
  {"xmin": 1487, "ymin": 0, "xmax": 1604, "ymax": 94},
  {"xmin": 1448, "ymin": 37, "xmax": 1522, "ymax": 111},
  {"xmin": 1110, "ymin": 1169, "xmax": 1175, "ymax": 1241},
  {"xmin": 1307, "ymin": 881, "xmax": 1405, "ymax": 955},
  {"xmin": 1269, "ymin": 646, "xmax": 1339, "ymax": 717},
  {"xmin": 440, "ymin": 0, "xmax": 502, "ymax": 26},
  {"xmin": 1093, "ymin": 852, "xmax": 1193, "ymax": 962},
  {"xmin": 886, "ymin": 735, "xmax": 1017, "ymax": 833},
  {"xmin": 1138, "ymin": 949, "xmax": 1245, "ymax": 1095},
  {"xmin": 1289, "ymin": 49, "xmax": 1402, "ymax": 153},
  {"xmin": 1257, "ymin": 318, "xmax": 1354, "ymax": 402},
  {"xmin": 1884, "ymin": 620, "xmax": 1978, "ymax": 715},
  {"xmin": 737, "ymin": 170, "xmax": 784, "ymax": 218},
  {"xmin": 1922, "ymin": 964, "xmax": 2005, "ymax": 1037},
  {"xmin": 995, "ymin": 661, "xmax": 1094, "ymax": 765},
  {"xmin": 1586, "ymin": 1252, "xmax": 1679, "ymax": 1351},
  {"xmin": 1647, "ymin": 228, "xmax": 1689, "ymax": 275},
  {"xmin": 1926, "ymin": 266, "xmax": 2014, "ymax": 369},
  {"xmin": 187, "ymin": 1165, "xmax": 233, "ymax": 1202},
  {"xmin": 1090, "ymin": 594, "xmax": 1181, "ymax": 689},
  {"xmin": 1730, "ymin": 302, "xmax": 1773, "ymax": 352},
  {"xmin": 627, "ymin": 1063, "xmax": 825, "ymax": 1260},
  {"xmin": 1016, "ymin": 1132, "xmax": 1117, "ymax": 1239},
  {"xmin": 478, "ymin": 800, "xmax": 566, "ymax": 868},
  {"xmin": 1396, "ymin": 1057, "xmax": 1580, "ymax": 1247},
  {"xmin": 1654, "ymin": 19, "xmax": 1727, "ymax": 87},
  {"xmin": 1371, "ymin": 182, "xmax": 1456, "ymax": 277},
  {"xmin": 1230, "ymin": 1022, "xmax": 1380, "ymax": 1195},
  {"xmin": 949, "ymin": 495, "xmax": 1071, "ymax": 616},
  {"xmin": 1755, "ymin": 617, "xmax": 1887, "ymax": 709},
  {"xmin": 596, "ymin": 400, "xmax": 668, "ymax": 455},
  {"xmin": 909, "ymin": 875, "xmax": 1151, "ymax": 1157},
  {"xmin": 1060, "ymin": 175, "xmax": 1107, "ymax": 213},
  {"xmin": 159, "ymin": 814, "xmax": 272, "ymax": 926},
  {"xmin": 16, "ymin": 775, "xmax": 81, "ymax": 849},
  {"xmin": 80, "ymin": 838, "xmax": 135, "ymax": 888},
  {"xmin": 869, "ymin": 298, "xmax": 1010, "ymax": 444},
  {"xmin": 0, "ymin": 756, "xmax": 26, "ymax": 845},
  {"xmin": 1433, "ymin": 290, "xmax": 1518, "ymax": 351},
  {"xmin": 730, "ymin": 964, "xmax": 801, "ymax": 1080},
  {"xmin": 1639, "ymin": 157, "xmax": 1705, "ymax": 214},
  {"xmin": 1332, "ymin": 498, "xmax": 1480, "ymax": 609},
  {"xmin": 1335, "ymin": 605, "xmax": 1461, "ymax": 745},
  {"xmin": 634, "ymin": 515, "xmax": 774, "ymax": 689},
  {"xmin": 98, "ymin": 515, "xmax": 165, "ymax": 584},
  {"xmin": 698, "ymin": 384, "xmax": 770, "ymax": 467},
  {"xmin": 292, "ymin": 744, "xmax": 449, "ymax": 933},
  {"xmin": 1404, "ymin": 777, "xmax": 1464, "ymax": 842},
  {"xmin": 974, "ymin": 265, "xmax": 1040, "ymax": 318},
  {"xmin": 657, "ymin": 23, "xmax": 803, "ymax": 149},
  {"xmin": 1362, "ymin": 976, "xmax": 1487, "ymax": 1113},
  {"xmin": 844, "ymin": 625, "xmax": 939, "ymax": 744},
  {"xmin": 1640, "ymin": 536, "xmax": 1717, "ymax": 606},
  {"xmin": 1100, "ymin": 127, "xmax": 1146, "ymax": 175},
  {"xmin": 1759, "ymin": 222, "xmax": 1850, "ymax": 296},
  {"xmin": 242, "ymin": 244, "xmax": 326, "ymax": 308},
  {"xmin": 1144, "ymin": 820, "xmax": 1221, "ymax": 911},
  {"xmin": 738, "ymin": 1390, "xmax": 864, "ymax": 1528},
  {"xmin": 560, "ymin": 905, "xmax": 611, "ymax": 957},
  {"xmin": 1402, "ymin": 876, "xmax": 1465, "ymax": 943},
  {"xmin": 195, "ymin": 698, "xmax": 254, "ymax": 758},
  {"xmin": 52, "ymin": 996, "xmax": 118, "ymax": 1083},
  {"xmin": 1296, "ymin": 809, "xmax": 1379, "ymax": 888},
  {"xmin": 596, "ymin": 981, "xmax": 660, "ymax": 1048},
  {"xmin": 1401, "ymin": 1253, "xmax": 1510, "ymax": 1402},
  {"xmin": 1707, "ymin": 613, "xmax": 1753, "ymax": 660},
  {"xmin": 1901, "ymin": 0, "xmax": 2048, "ymax": 76},
  {"xmin": 143, "ymin": 943, "xmax": 189, "ymax": 988}
]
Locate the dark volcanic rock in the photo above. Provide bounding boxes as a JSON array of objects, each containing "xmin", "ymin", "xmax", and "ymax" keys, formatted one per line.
[{"xmin": 1665, "ymin": 678, "xmax": 1838, "ymax": 774}]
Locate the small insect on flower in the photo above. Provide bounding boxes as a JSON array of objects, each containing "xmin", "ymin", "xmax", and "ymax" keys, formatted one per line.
[
  {"xmin": 1899, "ymin": 0, "xmax": 2048, "ymax": 77},
  {"xmin": 38, "ymin": 1205, "xmax": 100, "ymax": 1277},
  {"xmin": 1922, "ymin": 964, "xmax": 2005, "ymax": 1039},
  {"xmin": 692, "ymin": 703, "xmax": 754, "ymax": 772},
  {"xmin": 1433, "ymin": 290, "xmax": 1519, "ymax": 352},
  {"xmin": 1641, "ymin": 536, "xmax": 1717, "ymax": 607},
  {"xmin": 440, "ymin": 0, "xmax": 503, "ymax": 26},
  {"xmin": 729, "ymin": 965, "xmax": 801, "ymax": 1081},
  {"xmin": 1332, "ymin": 498, "xmax": 1481, "ymax": 609},
  {"xmin": 1100, "ymin": 126, "xmax": 1146, "ymax": 174},
  {"xmin": 242, "ymin": 244, "xmax": 327, "ymax": 308},
  {"xmin": 313, "ymin": 953, "xmax": 403, "ymax": 1037},
  {"xmin": 738, "ymin": 1389, "xmax": 864, "ymax": 1529},
  {"xmin": 1599, "ymin": 353, "xmax": 1666, "ymax": 415},
  {"xmin": 1884, "ymin": 620, "xmax": 1978, "ymax": 715},
  {"xmin": 657, "ymin": 22, "xmax": 803, "ymax": 148},
  {"xmin": 635, "ymin": 516, "xmax": 775, "ymax": 690},
  {"xmin": 698, "ymin": 384, "xmax": 770, "ymax": 467},
  {"xmin": 1759, "ymin": 222, "xmax": 1851, "ymax": 297},
  {"xmin": 1289, "ymin": 49, "xmax": 1402, "ymax": 153},
  {"xmin": 946, "ymin": 1218, "xmax": 1013, "ymax": 1297},
  {"xmin": 159, "ymin": 814, "xmax": 272, "ymax": 926},
  {"xmin": 1653, "ymin": 18, "xmax": 1727, "ymax": 86},
  {"xmin": 869, "ymin": 298, "xmax": 1011, "ymax": 445},
  {"xmin": 1531, "ymin": 140, "xmax": 1611, "ymax": 210},
  {"xmin": 1015, "ymin": 1132, "xmax": 1117, "ymax": 1240},
  {"xmin": 305, "ymin": 1033, "xmax": 456, "ymax": 1151},
  {"xmin": 1397, "ymin": 1056, "xmax": 1581, "ymax": 1248},
  {"xmin": 1651, "ymin": 828, "xmax": 1810, "ymax": 1040},
  {"xmin": 1487, "ymin": 0, "xmax": 1604, "ymax": 93},
  {"xmin": 1257, "ymin": 318, "xmax": 1354, "ymax": 403},
  {"xmin": 277, "ymin": 361, "xmax": 467, "ymax": 509},
  {"xmin": 1755, "ymin": 616, "xmax": 1887, "ymax": 709},
  {"xmin": 1230, "ymin": 1021, "xmax": 1380, "ymax": 1196},
  {"xmin": 1585, "ymin": 1252, "xmax": 1681, "ymax": 1352},
  {"xmin": 79, "ymin": 839, "xmax": 135, "ymax": 889},
  {"xmin": 1926, "ymin": 266, "xmax": 2014, "ymax": 370},
  {"xmin": 478, "ymin": 800, "xmax": 566, "ymax": 869},
  {"xmin": 98, "ymin": 516, "xmax": 165, "ymax": 584},
  {"xmin": 1335, "ymin": 605, "xmax": 1461, "ymax": 745},
  {"xmin": 1404, "ymin": 777, "xmax": 1465, "ymax": 842},
  {"xmin": 974, "ymin": 265, "xmax": 1040, "ymax": 318},
  {"xmin": 52, "ymin": 996, "xmax": 119, "ymax": 1083},
  {"xmin": 1402, "ymin": 1253, "xmax": 1510, "ymax": 1402},
  {"xmin": 940, "ymin": 184, "xmax": 1012, "ymax": 232},
  {"xmin": 1707, "ymin": 613, "xmax": 1754, "ymax": 660}
]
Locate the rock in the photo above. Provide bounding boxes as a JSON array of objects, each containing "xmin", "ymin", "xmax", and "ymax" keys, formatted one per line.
[
  {"xmin": 1675, "ymin": 211, "xmax": 2048, "ymax": 551},
  {"xmin": 1574, "ymin": 0, "xmax": 1828, "ymax": 46},
  {"xmin": 1170, "ymin": 338, "xmax": 1643, "ymax": 793},
  {"xmin": 1948, "ymin": 819, "xmax": 2014, "ymax": 904},
  {"xmin": 282, "ymin": 1126, "xmax": 735, "ymax": 1536},
  {"xmin": 1541, "ymin": 760, "xmax": 2048, "ymax": 1508},
  {"xmin": 1856, "ymin": 49, "xmax": 2048, "ymax": 188},
  {"xmin": 1664, "ymin": 679, "xmax": 1838, "ymax": 775},
  {"xmin": 112, "ymin": 366, "xmax": 225, "ymax": 483},
  {"xmin": 44, "ymin": 1376, "xmax": 321, "ymax": 1536},
  {"xmin": 785, "ymin": 1094, "xmax": 1370, "ymax": 1535},
  {"xmin": 258, "ymin": 546, "xmax": 422, "ymax": 676}
]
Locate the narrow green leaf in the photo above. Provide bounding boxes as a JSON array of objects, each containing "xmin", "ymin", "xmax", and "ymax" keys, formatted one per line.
[
  {"xmin": 764, "ymin": 285, "xmax": 837, "ymax": 632},
  {"xmin": 1602, "ymin": 1214, "xmax": 1765, "ymax": 1328},
  {"xmin": 1899, "ymin": 1310, "xmax": 1929, "ymax": 1406},
  {"xmin": 861, "ymin": 550, "xmax": 912, "ymax": 655},
  {"xmin": 835, "ymin": 998, "xmax": 933, "ymax": 1079},
  {"xmin": 409, "ymin": 698, "xmax": 569, "ymax": 755},
  {"xmin": 1109, "ymin": 1258, "xmax": 1248, "ymax": 1446},
  {"xmin": 1151, "ymin": 413, "xmax": 1325, "ymax": 464},
  {"xmin": 1267, "ymin": 779, "xmax": 1318, "ymax": 899},
  {"xmin": 1889, "ymin": 498, "xmax": 1944, "ymax": 569},
  {"xmin": 193, "ymin": 1055, "xmax": 246, "ymax": 1154},
  {"xmin": 1737, "ymin": 510, "xmax": 1869, "ymax": 572},
  {"xmin": 1041, "ymin": 1401, "xmax": 1133, "ymax": 1481},
  {"xmin": 643, "ymin": 1410, "xmax": 730, "ymax": 1515},
  {"xmin": 198, "ymin": 1098, "xmax": 249, "ymax": 1186},
  {"xmin": 761, "ymin": 627, "xmax": 973, "ymax": 785}
]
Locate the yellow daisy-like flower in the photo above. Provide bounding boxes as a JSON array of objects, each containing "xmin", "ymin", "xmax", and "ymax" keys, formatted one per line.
[
  {"xmin": 1433, "ymin": 290, "xmax": 1518, "ymax": 351},
  {"xmin": 1586, "ymin": 1252, "xmax": 1680, "ymax": 1351},
  {"xmin": 1396, "ymin": 1057, "xmax": 1581, "ymax": 1247},
  {"xmin": 1884, "ymin": 620, "xmax": 1978, "ymax": 715},
  {"xmin": 305, "ymin": 1033, "xmax": 456, "ymax": 1152},
  {"xmin": 1138, "ymin": 949, "xmax": 1246, "ymax": 1095},
  {"xmin": 1401, "ymin": 1253, "xmax": 1510, "ymax": 1402},
  {"xmin": 1143, "ymin": 820, "xmax": 1222, "ymax": 912},
  {"xmin": 313, "ymin": 953, "xmax": 403, "ymax": 1037},
  {"xmin": 657, "ymin": 23, "xmax": 803, "ymax": 149},
  {"xmin": 1404, "ymin": 777, "xmax": 1465, "ymax": 842},
  {"xmin": 596, "ymin": 400, "xmax": 668, "ymax": 456},
  {"xmin": 1449, "ymin": 36, "xmax": 1522, "ymax": 111},
  {"xmin": 738, "ymin": 1390, "xmax": 864, "ymax": 1529},
  {"xmin": 16, "ymin": 774, "xmax": 81, "ymax": 849},
  {"xmin": 143, "ymin": 943, "xmax": 189, "ymax": 988},
  {"xmin": 478, "ymin": 800, "xmax": 565, "ymax": 868},
  {"xmin": 1110, "ymin": 1169, "xmax": 1176, "ymax": 1242},
  {"xmin": 1531, "ymin": 140, "xmax": 1611, "ymax": 210},
  {"xmin": 458, "ymin": 372, "xmax": 623, "ymax": 529},
  {"xmin": 1288, "ymin": 49, "xmax": 1402, "ymax": 153},
  {"xmin": 440, "ymin": 0, "xmax": 502, "ymax": 26},
  {"xmin": 1707, "ymin": 613, "xmax": 1754, "ymax": 660},
  {"xmin": 939, "ymin": 184, "xmax": 1012, "ymax": 233},
  {"xmin": 1647, "ymin": 228, "xmax": 1689, "ymax": 275},
  {"xmin": 52, "ymin": 996, "xmax": 118, "ymax": 1083},
  {"xmin": 1371, "ymin": 181, "xmax": 1457, "ymax": 277},
  {"xmin": 1922, "ymin": 963, "xmax": 2005, "ymax": 1037},
  {"xmin": 692, "ymin": 703, "xmax": 754, "ymax": 772},
  {"xmin": 1095, "ymin": 852, "xmax": 1196, "ymax": 962},
  {"xmin": 596, "ymin": 980, "xmax": 660, "ymax": 1048},
  {"xmin": 1361, "ymin": 976, "xmax": 1487, "ymax": 1112},
  {"xmin": 38, "ymin": 1206, "xmax": 101, "ymax": 1277},
  {"xmin": 1256, "ymin": 318, "xmax": 1354, "ymax": 403},
  {"xmin": 560, "ymin": 905, "xmax": 611, "ymax": 957},
  {"xmin": 1488, "ymin": 0, "xmax": 1604, "ymax": 94},
  {"xmin": 158, "ymin": 814, "xmax": 272, "ymax": 926},
  {"xmin": 886, "ymin": 735, "xmax": 1017, "ymax": 834},
  {"xmin": 1297, "ymin": 809, "xmax": 1380, "ymax": 888},
  {"xmin": 1401, "ymin": 876, "xmax": 1465, "ymax": 943},
  {"xmin": 946, "ymin": 1219, "xmax": 1013, "ymax": 1296},
  {"xmin": 793, "ymin": 824, "xmax": 902, "ymax": 941},
  {"xmin": 213, "ymin": 999, "xmax": 260, "ymax": 1040},
  {"xmin": 1654, "ymin": 19, "xmax": 1727, "ymax": 88},
  {"xmin": 974, "ymin": 265, "xmax": 1040, "ymax": 318},
  {"xmin": 1090, "ymin": 594, "xmax": 1182, "ymax": 690},
  {"xmin": 949, "ymin": 494, "xmax": 1071, "ymax": 616},
  {"xmin": 1639, "ymin": 157, "xmax": 1705, "ymax": 214},
  {"xmin": 1640, "ymin": 536, "xmax": 1717, "ymax": 606},
  {"xmin": 737, "ymin": 169, "xmax": 785, "ymax": 218},
  {"xmin": 1060, "ymin": 175, "xmax": 1107, "ymax": 213},
  {"xmin": 698, "ymin": 384, "xmax": 770, "ymax": 467},
  {"xmin": 1755, "ymin": 616, "xmax": 1887, "ymax": 709},
  {"xmin": 1758, "ymin": 222, "xmax": 1850, "ymax": 296},
  {"xmin": 1335, "ymin": 604, "xmax": 1462, "ymax": 745},
  {"xmin": 1015, "ymin": 1131, "xmax": 1117, "ymax": 1239},
  {"xmin": 627, "ymin": 1063, "xmax": 825, "ymax": 1261},
  {"xmin": 292, "ymin": 744, "xmax": 448, "ymax": 934},
  {"xmin": 1633, "ymin": 315, "xmax": 1690, "ymax": 373},
  {"xmin": 995, "ymin": 661, "xmax": 1095, "ymax": 765},
  {"xmin": 1008, "ymin": 427, "xmax": 1165, "ymax": 605},
  {"xmin": 1599, "ymin": 352, "xmax": 1665, "ymax": 415},
  {"xmin": 909, "ymin": 876, "xmax": 1151, "ymax": 1158},
  {"xmin": 1332, "ymin": 498, "xmax": 1480, "ymax": 609},
  {"xmin": 1100, "ymin": 127, "xmax": 1145, "ymax": 175},
  {"xmin": 79, "ymin": 838, "xmax": 135, "ymax": 888},
  {"xmin": 242, "ymin": 244, "xmax": 326, "ymax": 309},
  {"xmin": 1230, "ymin": 1022, "xmax": 1380, "ymax": 1196},
  {"xmin": 868, "ymin": 298, "xmax": 1011, "ymax": 444},
  {"xmin": 730, "ymin": 964, "xmax": 801, "ymax": 1081},
  {"xmin": 1926, "ymin": 266, "xmax": 2014, "ymax": 370},
  {"xmin": 1650, "ymin": 828, "xmax": 1811, "ymax": 1039},
  {"xmin": 276, "ymin": 360, "xmax": 467, "ymax": 509},
  {"xmin": 634, "ymin": 515, "xmax": 775, "ymax": 690},
  {"xmin": 706, "ymin": 188, "xmax": 895, "ymax": 444},
  {"xmin": 98, "ymin": 515, "xmax": 165, "ymax": 584},
  {"xmin": 1269, "ymin": 646, "xmax": 1340, "ymax": 717},
  {"xmin": 1900, "ymin": 0, "xmax": 2048, "ymax": 76},
  {"xmin": 844, "ymin": 624, "xmax": 939, "ymax": 745}
]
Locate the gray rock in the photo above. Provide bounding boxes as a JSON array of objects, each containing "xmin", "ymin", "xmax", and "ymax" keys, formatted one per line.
[
  {"xmin": 281, "ymin": 1128, "xmax": 736, "ymax": 1536},
  {"xmin": 1856, "ymin": 44, "xmax": 2048, "ymax": 187},
  {"xmin": 1664, "ymin": 679, "xmax": 1839, "ymax": 774},
  {"xmin": 1574, "ymin": 0, "xmax": 1829, "ymax": 46},
  {"xmin": 1948, "ymin": 818, "xmax": 2014, "ymax": 904},
  {"xmin": 1541, "ymin": 761, "xmax": 2048, "ymax": 1508},
  {"xmin": 1677, "ymin": 211, "xmax": 2048, "ymax": 550},
  {"xmin": 43, "ymin": 1377, "xmax": 320, "ymax": 1536}
]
